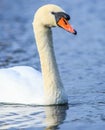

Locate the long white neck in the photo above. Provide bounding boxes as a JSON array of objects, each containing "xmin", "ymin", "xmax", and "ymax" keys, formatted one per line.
[{"xmin": 33, "ymin": 25, "xmax": 67, "ymax": 104}]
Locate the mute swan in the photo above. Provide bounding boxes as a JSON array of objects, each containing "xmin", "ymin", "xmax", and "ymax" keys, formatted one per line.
[{"xmin": 0, "ymin": 4, "xmax": 77, "ymax": 105}]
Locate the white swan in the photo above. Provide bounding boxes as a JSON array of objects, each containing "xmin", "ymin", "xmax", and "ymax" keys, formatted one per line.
[{"xmin": 0, "ymin": 4, "xmax": 77, "ymax": 105}]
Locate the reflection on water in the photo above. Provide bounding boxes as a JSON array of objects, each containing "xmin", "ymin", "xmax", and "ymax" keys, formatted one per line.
[
  {"xmin": 44, "ymin": 105, "xmax": 68, "ymax": 130},
  {"xmin": 0, "ymin": 104, "xmax": 68, "ymax": 129}
]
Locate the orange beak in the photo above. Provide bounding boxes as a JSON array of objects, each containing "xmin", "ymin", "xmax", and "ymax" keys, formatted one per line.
[{"xmin": 57, "ymin": 17, "xmax": 77, "ymax": 35}]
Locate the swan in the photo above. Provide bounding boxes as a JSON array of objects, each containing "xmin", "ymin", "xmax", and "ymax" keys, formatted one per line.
[{"xmin": 0, "ymin": 4, "xmax": 77, "ymax": 105}]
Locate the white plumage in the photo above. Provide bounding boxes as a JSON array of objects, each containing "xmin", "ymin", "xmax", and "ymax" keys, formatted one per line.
[
  {"xmin": 0, "ymin": 4, "xmax": 76, "ymax": 105},
  {"xmin": 0, "ymin": 66, "xmax": 44, "ymax": 104}
]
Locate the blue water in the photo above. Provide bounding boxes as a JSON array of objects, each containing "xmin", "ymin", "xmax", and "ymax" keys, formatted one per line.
[{"xmin": 0, "ymin": 0, "xmax": 105, "ymax": 129}]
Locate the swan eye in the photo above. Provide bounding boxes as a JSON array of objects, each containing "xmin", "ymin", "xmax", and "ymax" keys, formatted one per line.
[{"xmin": 51, "ymin": 12, "xmax": 70, "ymax": 23}]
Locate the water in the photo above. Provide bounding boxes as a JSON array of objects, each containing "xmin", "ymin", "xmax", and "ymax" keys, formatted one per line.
[{"xmin": 0, "ymin": 0, "xmax": 105, "ymax": 129}]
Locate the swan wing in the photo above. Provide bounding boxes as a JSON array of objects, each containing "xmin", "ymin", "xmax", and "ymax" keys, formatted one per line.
[{"xmin": 0, "ymin": 66, "xmax": 44, "ymax": 104}]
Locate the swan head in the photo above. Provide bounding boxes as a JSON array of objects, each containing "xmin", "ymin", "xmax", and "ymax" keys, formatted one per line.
[{"xmin": 33, "ymin": 4, "xmax": 77, "ymax": 35}]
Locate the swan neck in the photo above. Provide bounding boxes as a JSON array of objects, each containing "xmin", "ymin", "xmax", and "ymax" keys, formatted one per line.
[
  {"xmin": 34, "ymin": 22, "xmax": 67, "ymax": 105},
  {"xmin": 34, "ymin": 25, "xmax": 66, "ymax": 104},
  {"xmin": 35, "ymin": 27, "xmax": 63, "ymax": 86}
]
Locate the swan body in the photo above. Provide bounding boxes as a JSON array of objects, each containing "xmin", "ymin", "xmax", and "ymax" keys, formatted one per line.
[
  {"xmin": 0, "ymin": 4, "xmax": 76, "ymax": 105},
  {"xmin": 0, "ymin": 66, "xmax": 44, "ymax": 104}
]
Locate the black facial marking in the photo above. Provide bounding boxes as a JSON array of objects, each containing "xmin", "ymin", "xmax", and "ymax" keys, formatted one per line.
[{"xmin": 51, "ymin": 12, "xmax": 70, "ymax": 23}]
